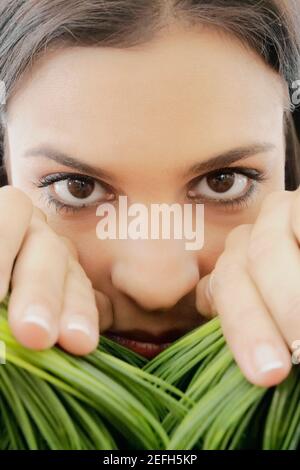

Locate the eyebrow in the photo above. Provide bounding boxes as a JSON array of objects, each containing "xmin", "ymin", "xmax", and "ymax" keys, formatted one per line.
[
  {"xmin": 184, "ymin": 142, "xmax": 276, "ymax": 178},
  {"xmin": 24, "ymin": 141, "xmax": 276, "ymax": 180},
  {"xmin": 24, "ymin": 145, "xmax": 114, "ymax": 181}
]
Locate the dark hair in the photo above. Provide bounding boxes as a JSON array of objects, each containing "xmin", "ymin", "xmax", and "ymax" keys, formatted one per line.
[{"xmin": 0, "ymin": 0, "xmax": 300, "ymax": 188}]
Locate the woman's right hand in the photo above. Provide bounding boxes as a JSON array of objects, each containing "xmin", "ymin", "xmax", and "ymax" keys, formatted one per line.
[{"xmin": 0, "ymin": 185, "xmax": 112, "ymax": 355}]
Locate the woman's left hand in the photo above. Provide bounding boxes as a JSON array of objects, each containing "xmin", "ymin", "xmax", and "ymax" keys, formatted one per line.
[{"xmin": 196, "ymin": 188, "xmax": 300, "ymax": 387}]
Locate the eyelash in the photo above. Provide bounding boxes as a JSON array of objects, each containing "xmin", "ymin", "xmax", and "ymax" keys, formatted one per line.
[
  {"xmin": 187, "ymin": 166, "xmax": 267, "ymax": 211},
  {"xmin": 33, "ymin": 167, "xmax": 267, "ymax": 215},
  {"xmin": 34, "ymin": 172, "xmax": 114, "ymax": 214}
]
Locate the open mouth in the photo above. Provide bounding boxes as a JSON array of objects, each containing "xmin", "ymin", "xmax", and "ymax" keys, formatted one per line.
[
  {"xmin": 103, "ymin": 333, "xmax": 173, "ymax": 359},
  {"xmin": 103, "ymin": 323, "xmax": 203, "ymax": 359}
]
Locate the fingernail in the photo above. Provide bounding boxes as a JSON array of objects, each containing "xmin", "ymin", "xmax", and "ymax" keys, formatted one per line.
[
  {"xmin": 22, "ymin": 305, "xmax": 53, "ymax": 334},
  {"xmin": 20, "ymin": 305, "xmax": 57, "ymax": 347},
  {"xmin": 253, "ymin": 344, "xmax": 285, "ymax": 375},
  {"xmin": 66, "ymin": 315, "xmax": 98, "ymax": 343}
]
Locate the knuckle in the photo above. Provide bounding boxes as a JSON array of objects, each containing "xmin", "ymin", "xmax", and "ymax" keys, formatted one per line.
[
  {"xmin": 261, "ymin": 190, "xmax": 291, "ymax": 211},
  {"xmin": 77, "ymin": 271, "xmax": 93, "ymax": 292},
  {"xmin": 225, "ymin": 224, "xmax": 252, "ymax": 249},
  {"xmin": 10, "ymin": 283, "xmax": 58, "ymax": 313},
  {"xmin": 0, "ymin": 185, "xmax": 33, "ymax": 213},
  {"xmin": 67, "ymin": 276, "xmax": 90, "ymax": 299},
  {"xmin": 12, "ymin": 263, "xmax": 58, "ymax": 290},
  {"xmin": 60, "ymin": 236, "xmax": 78, "ymax": 260},
  {"xmin": 247, "ymin": 229, "xmax": 283, "ymax": 263},
  {"xmin": 213, "ymin": 257, "xmax": 243, "ymax": 289},
  {"xmin": 68, "ymin": 257, "xmax": 92, "ymax": 288},
  {"xmin": 0, "ymin": 186, "xmax": 33, "ymax": 222},
  {"xmin": 30, "ymin": 226, "xmax": 71, "ymax": 261},
  {"xmin": 39, "ymin": 231, "xmax": 69, "ymax": 256}
]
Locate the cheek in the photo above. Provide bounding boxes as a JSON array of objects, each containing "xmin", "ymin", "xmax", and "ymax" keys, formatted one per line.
[
  {"xmin": 197, "ymin": 160, "xmax": 286, "ymax": 276},
  {"xmin": 45, "ymin": 216, "xmax": 112, "ymax": 287},
  {"xmin": 196, "ymin": 222, "xmax": 229, "ymax": 276}
]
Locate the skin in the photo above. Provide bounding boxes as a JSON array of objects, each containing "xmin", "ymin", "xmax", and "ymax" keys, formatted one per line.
[{"xmin": 1, "ymin": 24, "xmax": 297, "ymax": 386}]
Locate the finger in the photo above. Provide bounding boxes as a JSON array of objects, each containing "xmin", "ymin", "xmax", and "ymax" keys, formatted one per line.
[
  {"xmin": 8, "ymin": 225, "xmax": 68, "ymax": 350},
  {"xmin": 59, "ymin": 235, "xmax": 113, "ymax": 345},
  {"xmin": 247, "ymin": 190, "xmax": 300, "ymax": 350},
  {"xmin": 195, "ymin": 270, "xmax": 217, "ymax": 318},
  {"xmin": 94, "ymin": 289, "xmax": 114, "ymax": 332},
  {"xmin": 291, "ymin": 186, "xmax": 300, "ymax": 243},
  {"xmin": 212, "ymin": 223, "xmax": 291, "ymax": 387},
  {"xmin": 58, "ymin": 256, "xmax": 100, "ymax": 356},
  {"xmin": 0, "ymin": 186, "xmax": 33, "ymax": 299},
  {"xmin": 32, "ymin": 205, "xmax": 47, "ymax": 222},
  {"xmin": 59, "ymin": 235, "xmax": 79, "ymax": 261}
]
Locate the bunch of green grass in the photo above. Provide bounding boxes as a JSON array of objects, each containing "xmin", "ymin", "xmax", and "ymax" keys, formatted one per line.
[{"xmin": 0, "ymin": 297, "xmax": 299, "ymax": 450}]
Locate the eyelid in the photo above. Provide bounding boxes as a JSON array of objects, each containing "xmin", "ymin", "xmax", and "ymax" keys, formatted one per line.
[
  {"xmin": 35, "ymin": 171, "xmax": 116, "ymax": 194},
  {"xmin": 34, "ymin": 167, "xmax": 267, "ymax": 215},
  {"xmin": 40, "ymin": 193, "xmax": 83, "ymax": 214},
  {"xmin": 186, "ymin": 166, "xmax": 267, "ymax": 191},
  {"xmin": 34, "ymin": 171, "xmax": 117, "ymax": 214},
  {"xmin": 186, "ymin": 166, "xmax": 268, "ymax": 212},
  {"xmin": 206, "ymin": 184, "xmax": 258, "ymax": 211}
]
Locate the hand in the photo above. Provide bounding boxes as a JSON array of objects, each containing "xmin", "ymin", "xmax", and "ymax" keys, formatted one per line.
[
  {"xmin": 0, "ymin": 185, "xmax": 112, "ymax": 355},
  {"xmin": 196, "ymin": 188, "xmax": 300, "ymax": 387}
]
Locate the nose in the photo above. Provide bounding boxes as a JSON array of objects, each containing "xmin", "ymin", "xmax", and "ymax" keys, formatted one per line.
[{"xmin": 111, "ymin": 240, "xmax": 199, "ymax": 311}]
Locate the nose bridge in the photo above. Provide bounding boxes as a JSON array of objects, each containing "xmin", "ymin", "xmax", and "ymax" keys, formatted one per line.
[{"xmin": 111, "ymin": 239, "xmax": 199, "ymax": 311}]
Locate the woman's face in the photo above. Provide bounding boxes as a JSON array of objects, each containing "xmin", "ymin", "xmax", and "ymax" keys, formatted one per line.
[{"xmin": 4, "ymin": 26, "xmax": 287, "ymax": 342}]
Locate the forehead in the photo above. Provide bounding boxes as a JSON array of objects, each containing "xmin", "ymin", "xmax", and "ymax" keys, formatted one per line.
[{"xmin": 7, "ymin": 27, "xmax": 286, "ymax": 174}]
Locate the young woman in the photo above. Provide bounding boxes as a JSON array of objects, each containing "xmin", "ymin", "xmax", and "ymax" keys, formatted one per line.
[{"xmin": 0, "ymin": 0, "xmax": 299, "ymax": 389}]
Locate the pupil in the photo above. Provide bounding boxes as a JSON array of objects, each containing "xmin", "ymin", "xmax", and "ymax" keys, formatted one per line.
[
  {"xmin": 207, "ymin": 172, "xmax": 235, "ymax": 193},
  {"xmin": 67, "ymin": 179, "xmax": 94, "ymax": 199}
]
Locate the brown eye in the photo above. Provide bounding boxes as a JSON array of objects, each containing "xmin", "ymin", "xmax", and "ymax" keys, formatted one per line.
[
  {"xmin": 67, "ymin": 178, "xmax": 95, "ymax": 199},
  {"xmin": 52, "ymin": 177, "xmax": 111, "ymax": 207},
  {"xmin": 188, "ymin": 171, "xmax": 250, "ymax": 201},
  {"xmin": 206, "ymin": 172, "xmax": 235, "ymax": 193}
]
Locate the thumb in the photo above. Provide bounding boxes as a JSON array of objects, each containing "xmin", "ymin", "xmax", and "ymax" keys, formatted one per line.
[{"xmin": 195, "ymin": 270, "xmax": 217, "ymax": 319}]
